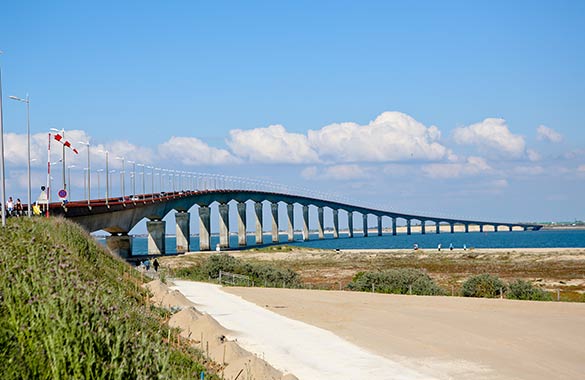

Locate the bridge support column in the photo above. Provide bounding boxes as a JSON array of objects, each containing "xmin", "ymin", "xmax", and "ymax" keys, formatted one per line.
[
  {"xmin": 362, "ymin": 214, "xmax": 368, "ymax": 237},
  {"xmin": 317, "ymin": 207, "xmax": 324, "ymax": 239},
  {"xmin": 509, "ymin": 225, "xmax": 513, "ymax": 232},
  {"xmin": 421, "ymin": 221, "xmax": 426, "ymax": 235},
  {"xmin": 494, "ymin": 225, "xmax": 498, "ymax": 232},
  {"xmin": 237, "ymin": 202, "xmax": 247, "ymax": 246},
  {"xmin": 524, "ymin": 226, "xmax": 528, "ymax": 231},
  {"xmin": 348, "ymin": 211, "xmax": 354, "ymax": 238},
  {"xmin": 333, "ymin": 209, "xmax": 339, "ymax": 238},
  {"xmin": 219, "ymin": 203, "xmax": 230, "ymax": 249},
  {"xmin": 175, "ymin": 211, "xmax": 190, "ymax": 253},
  {"xmin": 199, "ymin": 206, "xmax": 211, "ymax": 251},
  {"xmin": 147, "ymin": 220, "xmax": 166, "ymax": 255},
  {"xmin": 106, "ymin": 233, "xmax": 132, "ymax": 258},
  {"xmin": 255, "ymin": 202, "xmax": 263, "ymax": 245},
  {"xmin": 287, "ymin": 203, "xmax": 294, "ymax": 242},
  {"xmin": 392, "ymin": 217, "xmax": 397, "ymax": 236},
  {"xmin": 271, "ymin": 202, "xmax": 279, "ymax": 243},
  {"xmin": 479, "ymin": 224, "xmax": 484, "ymax": 233},
  {"xmin": 450, "ymin": 223, "xmax": 455, "ymax": 233},
  {"xmin": 377, "ymin": 216, "xmax": 382, "ymax": 236},
  {"xmin": 465, "ymin": 224, "xmax": 469, "ymax": 233},
  {"xmin": 406, "ymin": 219, "xmax": 411, "ymax": 235},
  {"xmin": 302, "ymin": 205, "xmax": 309, "ymax": 241}
]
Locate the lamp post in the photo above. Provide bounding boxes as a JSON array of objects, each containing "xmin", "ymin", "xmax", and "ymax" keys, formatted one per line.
[
  {"xmin": 149, "ymin": 166, "xmax": 155, "ymax": 200},
  {"xmin": 98, "ymin": 150, "xmax": 109, "ymax": 206},
  {"xmin": 78, "ymin": 141, "xmax": 90, "ymax": 206},
  {"xmin": 137, "ymin": 164, "xmax": 145, "ymax": 197},
  {"xmin": 115, "ymin": 156, "xmax": 125, "ymax": 199},
  {"xmin": 67, "ymin": 165, "xmax": 75, "ymax": 199},
  {"xmin": 96, "ymin": 169, "xmax": 103, "ymax": 199},
  {"xmin": 8, "ymin": 94, "xmax": 32, "ymax": 217},
  {"xmin": 128, "ymin": 160, "xmax": 136, "ymax": 196},
  {"xmin": 109, "ymin": 170, "xmax": 115, "ymax": 197},
  {"xmin": 0, "ymin": 51, "xmax": 7, "ymax": 225}
]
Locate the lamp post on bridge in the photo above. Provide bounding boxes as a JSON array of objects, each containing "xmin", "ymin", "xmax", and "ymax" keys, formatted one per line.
[
  {"xmin": 128, "ymin": 160, "xmax": 136, "ymax": 197},
  {"xmin": 78, "ymin": 141, "xmax": 90, "ymax": 206},
  {"xmin": 98, "ymin": 150, "xmax": 109, "ymax": 206},
  {"xmin": 9, "ymin": 94, "xmax": 32, "ymax": 217},
  {"xmin": 67, "ymin": 165, "xmax": 75, "ymax": 199},
  {"xmin": 108, "ymin": 170, "xmax": 115, "ymax": 198},
  {"xmin": 115, "ymin": 156, "xmax": 125, "ymax": 200},
  {"xmin": 96, "ymin": 169, "xmax": 104, "ymax": 200}
]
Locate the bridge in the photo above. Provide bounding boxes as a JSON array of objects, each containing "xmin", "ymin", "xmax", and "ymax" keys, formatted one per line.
[{"xmin": 48, "ymin": 188, "xmax": 542, "ymax": 257}]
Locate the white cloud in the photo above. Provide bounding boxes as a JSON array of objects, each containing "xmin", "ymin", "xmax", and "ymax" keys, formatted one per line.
[
  {"xmin": 301, "ymin": 164, "xmax": 370, "ymax": 180},
  {"xmin": 578, "ymin": 165, "xmax": 585, "ymax": 173},
  {"xmin": 422, "ymin": 156, "xmax": 491, "ymax": 179},
  {"xmin": 537, "ymin": 125, "xmax": 562, "ymax": 143},
  {"xmin": 453, "ymin": 118, "xmax": 525, "ymax": 157},
  {"xmin": 526, "ymin": 149, "xmax": 541, "ymax": 162},
  {"xmin": 307, "ymin": 111, "xmax": 449, "ymax": 162},
  {"xmin": 227, "ymin": 125, "xmax": 319, "ymax": 164},
  {"xmin": 159, "ymin": 136, "xmax": 239, "ymax": 165},
  {"xmin": 513, "ymin": 165, "xmax": 544, "ymax": 175}
]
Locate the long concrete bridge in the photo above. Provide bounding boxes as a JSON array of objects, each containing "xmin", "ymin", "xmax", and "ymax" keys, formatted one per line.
[{"xmin": 49, "ymin": 189, "xmax": 542, "ymax": 257}]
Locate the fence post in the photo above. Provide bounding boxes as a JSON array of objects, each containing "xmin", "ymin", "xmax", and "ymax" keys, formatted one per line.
[
  {"xmin": 372, "ymin": 283, "xmax": 375, "ymax": 293},
  {"xmin": 219, "ymin": 270, "xmax": 222, "ymax": 284},
  {"xmin": 557, "ymin": 289, "xmax": 560, "ymax": 301}
]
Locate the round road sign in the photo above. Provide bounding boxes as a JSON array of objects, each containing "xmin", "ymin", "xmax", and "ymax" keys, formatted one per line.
[{"xmin": 58, "ymin": 189, "xmax": 68, "ymax": 199}]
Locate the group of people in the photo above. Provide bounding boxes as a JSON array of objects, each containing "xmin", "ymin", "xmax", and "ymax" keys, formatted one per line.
[
  {"xmin": 413, "ymin": 243, "xmax": 467, "ymax": 251},
  {"xmin": 5, "ymin": 196, "xmax": 43, "ymax": 217},
  {"xmin": 139, "ymin": 258, "xmax": 160, "ymax": 272}
]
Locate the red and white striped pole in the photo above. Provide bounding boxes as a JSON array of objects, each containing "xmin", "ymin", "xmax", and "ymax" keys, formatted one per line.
[{"xmin": 47, "ymin": 132, "xmax": 51, "ymax": 217}]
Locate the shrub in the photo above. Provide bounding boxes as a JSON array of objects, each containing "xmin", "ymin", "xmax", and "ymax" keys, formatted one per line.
[
  {"xmin": 347, "ymin": 268, "xmax": 444, "ymax": 296},
  {"xmin": 461, "ymin": 274, "xmax": 506, "ymax": 298},
  {"xmin": 507, "ymin": 279, "xmax": 552, "ymax": 301},
  {"xmin": 202, "ymin": 253, "xmax": 238, "ymax": 278}
]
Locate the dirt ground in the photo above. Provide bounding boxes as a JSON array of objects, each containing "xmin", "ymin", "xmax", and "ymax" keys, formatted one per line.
[{"xmin": 159, "ymin": 246, "xmax": 585, "ymax": 300}]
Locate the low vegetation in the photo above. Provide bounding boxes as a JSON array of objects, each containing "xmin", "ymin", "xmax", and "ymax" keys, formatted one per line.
[
  {"xmin": 461, "ymin": 273, "xmax": 507, "ymax": 298},
  {"xmin": 347, "ymin": 268, "xmax": 446, "ymax": 296},
  {"xmin": 0, "ymin": 217, "xmax": 215, "ymax": 379},
  {"xmin": 172, "ymin": 253, "xmax": 302, "ymax": 288}
]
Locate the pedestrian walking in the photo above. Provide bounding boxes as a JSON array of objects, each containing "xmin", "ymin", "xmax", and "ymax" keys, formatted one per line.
[
  {"xmin": 15, "ymin": 199, "xmax": 23, "ymax": 216},
  {"xmin": 153, "ymin": 258, "xmax": 160, "ymax": 272},
  {"xmin": 438, "ymin": 243, "xmax": 442, "ymax": 252},
  {"xmin": 449, "ymin": 243, "xmax": 453, "ymax": 251},
  {"xmin": 6, "ymin": 197, "xmax": 14, "ymax": 216}
]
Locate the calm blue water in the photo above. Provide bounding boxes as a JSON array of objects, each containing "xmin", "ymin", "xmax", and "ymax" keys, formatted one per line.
[{"xmin": 105, "ymin": 229, "xmax": 585, "ymax": 255}]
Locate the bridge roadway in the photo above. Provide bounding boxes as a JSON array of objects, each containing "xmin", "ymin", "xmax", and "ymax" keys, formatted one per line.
[{"xmin": 48, "ymin": 189, "xmax": 542, "ymax": 257}]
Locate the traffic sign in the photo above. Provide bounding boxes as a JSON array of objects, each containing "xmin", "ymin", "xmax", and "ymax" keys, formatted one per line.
[{"xmin": 58, "ymin": 189, "xmax": 68, "ymax": 200}]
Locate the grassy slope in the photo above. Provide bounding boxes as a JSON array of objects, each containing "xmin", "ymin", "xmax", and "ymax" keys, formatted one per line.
[{"xmin": 0, "ymin": 217, "xmax": 215, "ymax": 379}]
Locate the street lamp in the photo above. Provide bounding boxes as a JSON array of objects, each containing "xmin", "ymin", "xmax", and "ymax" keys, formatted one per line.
[
  {"xmin": 115, "ymin": 156, "xmax": 125, "ymax": 199},
  {"xmin": 9, "ymin": 94, "xmax": 32, "ymax": 217},
  {"xmin": 109, "ymin": 169, "xmax": 115, "ymax": 198},
  {"xmin": 137, "ymin": 164, "xmax": 145, "ymax": 197},
  {"xmin": 128, "ymin": 160, "xmax": 136, "ymax": 196},
  {"xmin": 0, "ymin": 51, "xmax": 7, "ymax": 226},
  {"xmin": 96, "ymin": 169, "xmax": 104, "ymax": 199},
  {"xmin": 67, "ymin": 165, "xmax": 75, "ymax": 199},
  {"xmin": 98, "ymin": 150, "xmax": 109, "ymax": 206},
  {"xmin": 78, "ymin": 141, "xmax": 90, "ymax": 206}
]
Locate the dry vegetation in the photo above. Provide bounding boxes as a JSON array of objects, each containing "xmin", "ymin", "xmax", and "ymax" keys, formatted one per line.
[{"xmin": 160, "ymin": 246, "xmax": 585, "ymax": 301}]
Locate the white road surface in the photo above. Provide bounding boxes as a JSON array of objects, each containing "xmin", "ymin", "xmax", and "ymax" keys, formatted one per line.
[{"xmin": 171, "ymin": 280, "xmax": 434, "ymax": 380}]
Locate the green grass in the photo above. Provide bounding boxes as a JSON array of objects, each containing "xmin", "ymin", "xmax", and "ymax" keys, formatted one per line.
[{"xmin": 0, "ymin": 217, "xmax": 217, "ymax": 379}]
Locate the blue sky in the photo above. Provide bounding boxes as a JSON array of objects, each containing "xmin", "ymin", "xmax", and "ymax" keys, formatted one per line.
[{"xmin": 1, "ymin": 1, "xmax": 584, "ymax": 231}]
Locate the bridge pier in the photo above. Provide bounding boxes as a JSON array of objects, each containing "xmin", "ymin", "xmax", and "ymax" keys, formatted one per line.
[
  {"xmin": 287, "ymin": 203, "xmax": 294, "ymax": 242},
  {"xmin": 524, "ymin": 226, "xmax": 528, "ymax": 231},
  {"xmin": 479, "ymin": 224, "xmax": 484, "ymax": 233},
  {"xmin": 392, "ymin": 217, "xmax": 397, "ymax": 236},
  {"xmin": 377, "ymin": 216, "xmax": 382, "ymax": 236},
  {"xmin": 333, "ymin": 209, "xmax": 339, "ymax": 238},
  {"xmin": 450, "ymin": 223, "xmax": 455, "ymax": 233},
  {"xmin": 302, "ymin": 205, "xmax": 309, "ymax": 241},
  {"xmin": 237, "ymin": 202, "xmax": 247, "ymax": 246},
  {"xmin": 199, "ymin": 206, "xmax": 211, "ymax": 251},
  {"xmin": 465, "ymin": 224, "xmax": 469, "ymax": 233},
  {"xmin": 106, "ymin": 233, "xmax": 132, "ymax": 258},
  {"xmin": 509, "ymin": 225, "xmax": 513, "ymax": 232},
  {"xmin": 317, "ymin": 207, "xmax": 324, "ymax": 239},
  {"xmin": 348, "ymin": 211, "xmax": 354, "ymax": 238},
  {"xmin": 362, "ymin": 214, "xmax": 368, "ymax": 237},
  {"xmin": 421, "ymin": 220, "xmax": 426, "ymax": 235},
  {"xmin": 219, "ymin": 203, "xmax": 230, "ymax": 249},
  {"xmin": 147, "ymin": 220, "xmax": 166, "ymax": 255},
  {"xmin": 436, "ymin": 222, "xmax": 440, "ymax": 234},
  {"xmin": 255, "ymin": 202, "xmax": 263, "ymax": 245},
  {"xmin": 175, "ymin": 211, "xmax": 190, "ymax": 253},
  {"xmin": 271, "ymin": 202, "xmax": 279, "ymax": 243},
  {"xmin": 406, "ymin": 219, "xmax": 411, "ymax": 235}
]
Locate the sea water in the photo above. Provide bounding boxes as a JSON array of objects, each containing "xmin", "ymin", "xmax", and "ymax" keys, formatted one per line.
[{"xmin": 99, "ymin": 229, "xmax": 585, "ymax": 255}]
